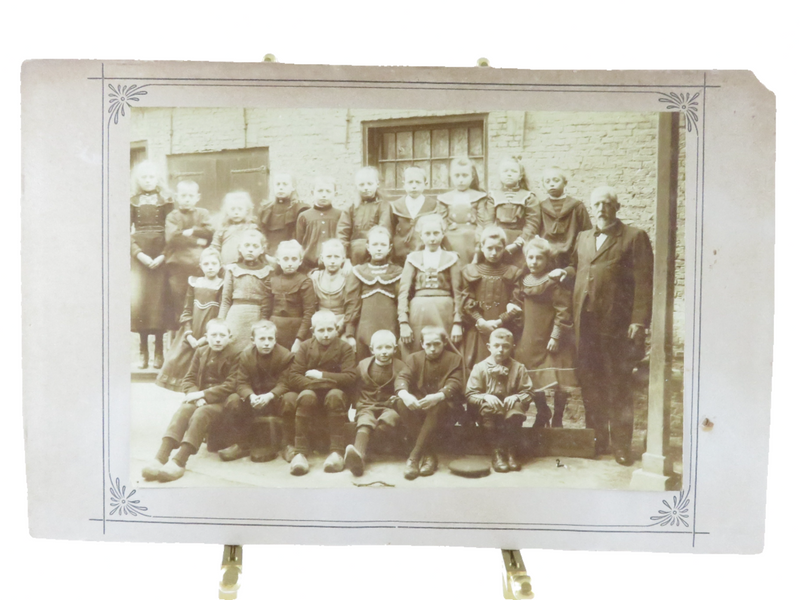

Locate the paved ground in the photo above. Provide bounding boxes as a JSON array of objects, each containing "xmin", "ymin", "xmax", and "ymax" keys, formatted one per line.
[{"xmin": 130, "ymin": 380, "xmax": 676, "ymax": 491}]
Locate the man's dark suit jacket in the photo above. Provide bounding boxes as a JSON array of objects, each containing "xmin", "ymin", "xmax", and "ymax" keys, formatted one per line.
[{"xmin": 569, "ymin": 219, "xmax": 654, "ymax": 345}]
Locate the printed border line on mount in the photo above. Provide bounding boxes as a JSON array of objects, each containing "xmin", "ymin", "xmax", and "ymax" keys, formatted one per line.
[{"xmin": 96, "ymin": 66, "xmax": 707, "ymax": 543}]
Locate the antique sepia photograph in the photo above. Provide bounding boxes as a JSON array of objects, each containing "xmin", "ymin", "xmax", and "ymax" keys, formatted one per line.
[
  {"xmin": 128, "ymin": 107, "xmax": 686, "ymax": 491},
  {"xmin": 22, "ymin": 58, "xmax": 774, "ymax": 557}
]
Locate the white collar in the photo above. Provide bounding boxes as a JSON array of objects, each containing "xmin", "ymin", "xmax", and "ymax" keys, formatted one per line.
[
  {"xmin": 422, "ymin": 248, "xmax": 443, "ymax": 269},
  {"xmin": 404, "ymin": 195, "xmax": 426, "ymax": 217}
]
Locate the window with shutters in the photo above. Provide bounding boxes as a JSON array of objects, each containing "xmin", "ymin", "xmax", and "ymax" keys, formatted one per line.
[
  {"xmin": 166, "ymin": 147, "xmax": 269, "ymax": 218},
  {"xmin": 362, "ymin": 115, "xmax": 488, "ymax": 197}
]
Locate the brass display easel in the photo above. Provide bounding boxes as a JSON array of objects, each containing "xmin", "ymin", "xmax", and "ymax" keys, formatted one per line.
[{"xmin": 218, "ymin": 545, "xmax": 534, "ymax": 600}]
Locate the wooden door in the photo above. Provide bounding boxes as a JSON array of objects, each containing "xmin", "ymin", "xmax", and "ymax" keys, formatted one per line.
[{"xmin": 167, "ymin": 147, "xmax": 269, "ymax": 221}]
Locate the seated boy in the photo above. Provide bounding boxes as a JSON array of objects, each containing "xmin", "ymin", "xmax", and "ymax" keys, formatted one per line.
[
  {"xmin": 344, "ymin": 330, "xmax": 406, "ymax": 477},
  {"xmin": 141, "ymin": 319, "xmax": 239, "ymax": 482},
  {"xmin": 218, "ymin": 320, "xmax": 298, "ymax": 463},
  {"xmin": 466, "ymin": 328, "xmax": 534, "ymax": 473},
  {"xmin": 287, "ymin": 310, "xmax": 359, "ymax": 475},
  {"xmin": 395, "ymin": 326, "xmax": 463, "ymax": 480}
]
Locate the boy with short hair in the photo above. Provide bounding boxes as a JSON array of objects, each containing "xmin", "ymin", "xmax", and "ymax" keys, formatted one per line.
[
  {"xmin": 337, "ymin": 166, "xmax": 393, "ymax": 265},
  {"xmin": 164, "ymin": 180, "xmax": 214, "ymax": 340},
  {"xmin": 395, "ymin": 326, "xmax": 464, "ymax": 480},
  {"xmin": 466, "ymin": 328, "xmax": 534, "ymax": 473},
  {"xmin": 534, "ymin": 166, "xmax": 592, "ymax": 269},
  {"xmin": 218, "ymin": 320, "xmax": 298, "ymax": 463},
  {"xmin": 344, "ymin": 330, "xmax": 406, "ymax": 477},
  {"xmin": 141, "ymin": 319, "xmax": 239, "ymax": 483},
  {"xmin": 295, "ymin": 175, "xmax": 342, "ymax": 271},
  {"xmin": 286, "ymin": 310, "xmax": 359, "ymax": 475},
  {"xmin": 389, "ymin": 166, "xmax": 438, "ymax": 265},
  {"xmin": 257, "ymin": 173, "xmax": 309, "ymax": 257}
]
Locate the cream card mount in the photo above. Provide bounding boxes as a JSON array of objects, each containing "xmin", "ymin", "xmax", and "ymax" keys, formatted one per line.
[{"xmin": 21, "ymin": 61, "xmax": 774, "ymax": 553}]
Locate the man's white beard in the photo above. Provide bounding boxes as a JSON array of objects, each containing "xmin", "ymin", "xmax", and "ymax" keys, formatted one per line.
[{"xmin": 596, "ymin": 216, "xmax": 613, "ymax": 230}]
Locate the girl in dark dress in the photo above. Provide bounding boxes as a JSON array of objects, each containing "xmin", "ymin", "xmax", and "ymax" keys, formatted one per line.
[
  {"xmin": 343, "ymin": 226, "xmax": 404, "ymax": 361},
  {"xmin": 460, "ymin": 226, "xmax": 523, "ymax": 370},
  {"xmin": 219, "ymin": 230, "xmax": 273, "ymax": 354},
  {"xmin": 511, "ymin": 237, "xmax": 578, "ymax": 427},
  {"xmin": 266, "ymin": 239, "xmax": 316, "ymax": 353},
  {"xmin": 130, "ymin": 160, "xmax": 173, "ymax": 369},
  {"xmin": 397, "ymin": 214, "xmax": 463, "ymax": 359},
  {"xmin": 476, "ymin": 156, "xmax": 539, "ymax": 269},
  {"xmin": 436, "ymin": 157, "xmax": 487, "ymax": 266},
  {"xmin": 211, "ymin": 190, "xmax": 260, "ymax": 267},
  {"xmin": 156, "ymin": 248, "xmax": 224, "ymax": 391}
]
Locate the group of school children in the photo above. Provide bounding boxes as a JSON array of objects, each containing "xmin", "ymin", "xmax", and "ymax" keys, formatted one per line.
[{"xmin": 131, "ymin": 154, "xmax": 610, "ymax": 483}]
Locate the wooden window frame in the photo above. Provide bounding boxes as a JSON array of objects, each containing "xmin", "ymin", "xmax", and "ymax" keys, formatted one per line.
[{"xmin": 362, "ymin": 114, "xmax": 489, "ymax": 195}]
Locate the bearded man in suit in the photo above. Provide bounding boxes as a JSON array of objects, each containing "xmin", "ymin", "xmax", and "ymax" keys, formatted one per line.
[{"xmin": 559, "ymin": 186, "xmax": 654, "ymax": 466}]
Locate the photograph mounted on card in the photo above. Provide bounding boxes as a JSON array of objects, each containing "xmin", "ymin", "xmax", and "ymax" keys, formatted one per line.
[{"xmin": 21, "ymin": 62, "xmax": 774, "ymax": 553}]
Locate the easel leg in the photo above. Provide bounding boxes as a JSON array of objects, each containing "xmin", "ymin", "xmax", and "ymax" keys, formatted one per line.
[
  {"xmin": 219, "ymin": 545, "xmax": 243, "ymax": 600},
  {"xmin": 502, "ymin": 549, "xmax": 533, "ymax": 600}
]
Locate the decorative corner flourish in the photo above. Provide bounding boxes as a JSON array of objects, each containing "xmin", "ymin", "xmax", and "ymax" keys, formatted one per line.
[
  {"xmin": 657, "ymin": 92, "xmax": 700, "ymax": 133},
  {"xmin": 109, "ymin": 476, "xmax": 150, "ymax": 517},
  {"xmin": 107, "ymin": 84, "xmax": 149, "ymax": 126},
  {"xmin": 649, "ymin": 489, "xmax": 690, "ymax": 527}
]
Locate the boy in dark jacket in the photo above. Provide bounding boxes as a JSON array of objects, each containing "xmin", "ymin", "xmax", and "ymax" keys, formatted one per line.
[
  {"xmin": 343, "ymin": 330, "xmax": 406, "ymax": 476},
  {"xmin": 534, "ymin": 167, "xmax": 592, "ymax": 269},
  {"xmin": 141, "ymin": 319, "xmax": 238, "ymax": 483},
  {"xmin": 336, "ymin": 166, "xmax": 392, "ymax": 265},
  {"xmin": 287, "ymin": 310, "xmax": 359, "ymax": 475},
  {"xmin": 395, "ymin": 326, "xmax": 464, "ymax": 480},
  {"xmin": 217, "ymin": 320, "xmax": 297, "ymax": 463}
]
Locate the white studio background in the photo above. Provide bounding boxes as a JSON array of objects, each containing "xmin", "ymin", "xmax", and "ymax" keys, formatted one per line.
[{"xmin": 4, "ymin": 2, "xmax": 796, "ymax": 599}]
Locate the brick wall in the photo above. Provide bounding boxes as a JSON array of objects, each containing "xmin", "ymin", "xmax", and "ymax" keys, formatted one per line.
[{"xmin": 131, "ymin": 107, "xmax": 686, "ymax": 350}]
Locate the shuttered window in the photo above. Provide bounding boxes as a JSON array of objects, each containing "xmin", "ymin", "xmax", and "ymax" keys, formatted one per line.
[{"xmin": 363, "ymin": 115, "xmax": 487, "ymax": 196}]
